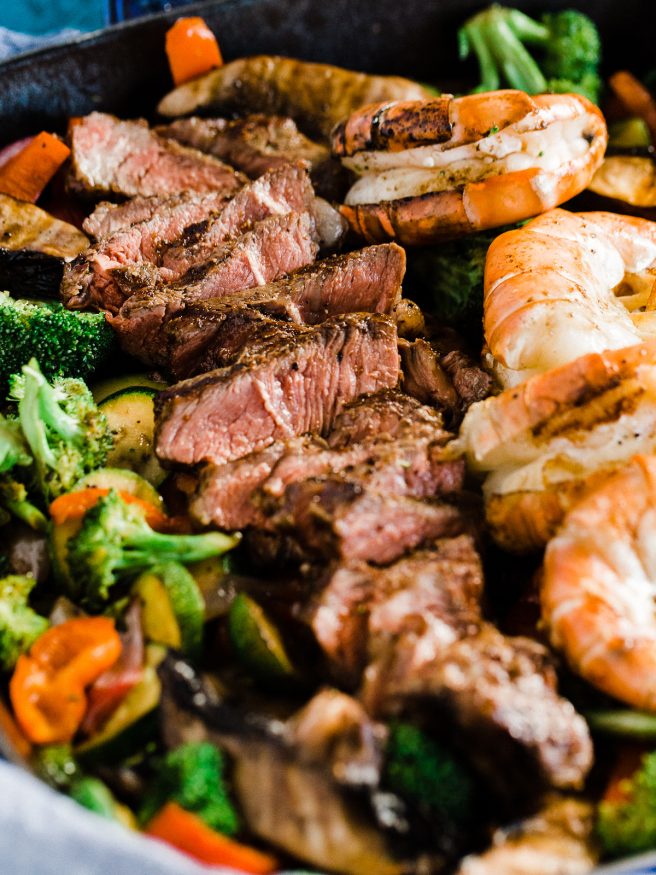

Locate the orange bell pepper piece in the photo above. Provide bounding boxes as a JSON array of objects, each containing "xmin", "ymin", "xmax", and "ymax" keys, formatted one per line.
[
  {"xmin": 49, "ymin": 488, "xmax": 168, "ymax": 530},
  {"xmin": 10, "ymin": 617, "xmax": 122, "ymax": 745},
  {"xmin": 165, "ymin": 17, "xmax": 223, "ymax": 87},
  {"xmin": 0, "ymin": 132, "xmax": 70, "ymax": 203},
  {"xmin": 146, "ymin": 803, "xmax": 278, "ymax": 873}
]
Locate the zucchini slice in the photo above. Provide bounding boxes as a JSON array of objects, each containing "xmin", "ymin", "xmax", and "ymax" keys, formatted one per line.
[
  {"xmin": 93, "ymin": 374, "xmax": 166, "ymax": 404},
  {"xmin": 73, "ymin": 467, "xmax": 164, "ymax": 510},
  {"xmin": 228, "ymin": 593, "xmax": 296, "ymax": 683},
  {"xmin": 132, "ymin": 563, "xmax": 205, "ymax": 659},
  {"xmin": 99, "ymin": 388, "xmax": 166, "ymax": 486}
]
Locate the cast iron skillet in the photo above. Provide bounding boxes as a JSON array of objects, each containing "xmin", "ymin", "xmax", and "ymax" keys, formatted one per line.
[{"xmin": 0, "ymin": 2, "xmax": 654, "ymax": 871}]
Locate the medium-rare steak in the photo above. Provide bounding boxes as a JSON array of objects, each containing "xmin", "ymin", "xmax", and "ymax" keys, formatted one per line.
[
  {"xmin": 159, "ymin": 114, "xmax": 327, "ymax": 176},
  {"xmin": 82, "ymin": 192, "xmax": 210, "ymax": 240},
  {"xmin": 155, "ymin": 313, "xmax": 400, "ymax": 466},
  {"xmin": 328, "ymin": 389, "xmax": 444, "ymax": 448},
  {"xmin": 190, "ymin": 406, "xmax": 459, "ymax": 531},
  {"xmin": 166, "ymin": 244, "xmax": 405, "ymax": 379},
  {"xmin": 272, "ymin": 477, "xmax": 466, "ymax": 564},
  {"xmin": 110, "ymin": 211, "xmax": 320, "ymax": 364},
  {"xmin": 158, "ymin": 114, "xmax": 348, "ymax": 201},
  {"xmin": 64, "ymin": 164, "xmax": 314, "ymax": 313},
  {"xmin": 68, "ymin": 112, "xmax": 246, "ymax": 199}
]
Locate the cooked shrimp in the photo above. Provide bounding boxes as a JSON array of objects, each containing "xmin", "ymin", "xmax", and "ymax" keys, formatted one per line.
[
  {"xmin": 485, "ymin": 209, "xmax": 656, "ymax": 387},
  {"xmin": 457, "ymin": 340, "xmax": 656, "ymax": 551},
  {"xmin": 330, "ymin": 91, "xmax": 607, "ymax": 244},
  {"xmin": 542, "ymin": 454, "xmax": 656, "ymax": 710}
]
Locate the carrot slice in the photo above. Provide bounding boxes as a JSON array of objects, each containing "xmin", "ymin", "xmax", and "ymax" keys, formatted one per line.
[
  {"xmin": 10, "ymin": 617, "xmax": 122, "ymax": 745},
  {"xmin": 146, "ymin": 803, "xmax": 278, "ymax": 873},
  {"xmin": 0, "ymin": 132, "xmax": 70, "ymax": 202},
  {"xmin": 49, "ymin": 488, "xmax": 168, "ymax": 530},
  {"xmin": 609, "ymin": 71, "xmax": 656, "ymax": 145},
  {"xmin": 165, "ymin": 17, "xmax": 223, "ymax": 87}
]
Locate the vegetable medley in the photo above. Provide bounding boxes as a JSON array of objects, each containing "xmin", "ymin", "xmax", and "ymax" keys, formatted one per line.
[{"xmin": 3, "ymin": 5, "xmax": 656, "ymax": 875}]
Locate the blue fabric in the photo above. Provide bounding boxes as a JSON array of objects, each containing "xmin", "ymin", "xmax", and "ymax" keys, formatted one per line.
[
  {"xmin": 0, "ymin": 26, "xmax": 81, "ymax": 61},
  {"xmin": 0, "ymin": 1, "xmax": 102, "ymax": 35}
]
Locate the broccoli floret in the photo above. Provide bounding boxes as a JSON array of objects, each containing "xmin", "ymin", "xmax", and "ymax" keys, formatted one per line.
[
  {"xmin": 382, "ymin": 722, "xmax": 476, "ymax": 827},
  {"xmin": 0, "ymin": 415, "xmax": 46, "ymax": 530},
  {"xmin": 140, "ymin": 742, "xmax": 240, "ymax": 835},
  {"xmin": 597, "ymin": 750, "xmax": 656, "ymax": 858},
  {"xmin": 67, "ymin": 490, "xmax": 239, "ymax": 607},
  {"xmin": 405, "ymin": 228, "xmax": 500, "ymax": 332},
  {"xmin": 459, "ymin": 6, "xmax": 601, "ymax": 103},
  {"xmin": 34, "ymin": 745, "xmax": 81, "ymax": 790},
  {"xmin": 0, "ymin": 292, "xmax": 115, "ymax": 392},
  {"xmin": 0, "ymin": 574, "xmax": 48, "ymax": 670},
  {"xmin": 8, "ymin": 359, "xmax": 112, "ymax": 503}
]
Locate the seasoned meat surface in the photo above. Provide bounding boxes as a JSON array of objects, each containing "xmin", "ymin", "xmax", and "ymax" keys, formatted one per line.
[
  {"xmin": 68, "ymin": 112, "xmax": 246, "ymax": 199},
  {"xmin": 110, "ymin": 211, "xmax": 319, "ymax": 364},
  {"xmin": 155, "ymin": 313, "xmax": 400, "ymax": 466},
  {"xmin": 329, "ymin": 389, "xmax": 445, "ymax": 448},
  {"xmin": 64, "ymin": 164, "xmax": 313, "ymax": 313},
  {"xmin": 166, "ymin": 244, "xmax": 405, "ymax": 379}
]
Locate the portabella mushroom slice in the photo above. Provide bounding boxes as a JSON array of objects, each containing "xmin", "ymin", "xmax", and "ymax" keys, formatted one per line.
[
  {"xmin": 158, "ymin": 655, "xmax": 439, "ymax": 875},
  {"xmin": 157, "ymin": 55, "xmax": 430, "ymax": 142}
]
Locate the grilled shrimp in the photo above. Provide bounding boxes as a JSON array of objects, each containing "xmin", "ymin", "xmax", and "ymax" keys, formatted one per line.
[
  {"xmin": 542, "ymin": 454, "xmax": 656, "ymax": 710},
  {"xmin": 485, "ymin": 209, "xmax": 656, "ymax": 387},
  {"xmin": 330, "ymin": 90, "xmax": 606, "ymax": 244},
  {"xmin": 457, "ymin": 340, "xmax": 656, "ymax": 551}
]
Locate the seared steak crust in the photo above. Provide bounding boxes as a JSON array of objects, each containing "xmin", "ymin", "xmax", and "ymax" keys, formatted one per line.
[
  {"xmin": 329, "ymin": 389, "xmax": 444, "ymax": 448},
  {"xmin": 155, "ymin": 313, "xmax": 400, "ymax": 466},
  {"xmin": 64, "ymin": 164, "xmax": 313, "ymax": 313},
  {"xmin": 166, "ymin": 243, "xmax": 405, "ymax": 379},
  {"xmin": 110, "ymin": 211, "xmax": 319, "ymax": 364},
  {"xmin": 68, "ymin": 112, "xmax": 245, "ymax": 200}
]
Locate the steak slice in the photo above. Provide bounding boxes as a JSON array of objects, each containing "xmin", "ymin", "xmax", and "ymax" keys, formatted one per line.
[
  {"xmin": 271, "ymin": 478, "xmax": 465, "ymax": 564},
  {"xmin": 65, "ymin": 164, "xmax": 313, "ymax": 312},
  {"xmin": 159, "ymin": 115, "xmax": 349, "ymax": 201},
  {"xmin": 329, "ymin": 389, "xmax": 444, "ymax": 448},
  {"xmin": 401, "ymin": 334, "xmax": 493, "ymax": 427},
  {"xmin": 83, "ymin": 192, "xmax": 204, "ymax": 240},
  {"xmin": 68, "ymin": 112, "xmax": 246, "ymax": 199},
  {"xmin": 166, "ymin": 244, "xmax": 405, "ymax": 379},
  {"xmin": 190, "ymin": 408, "xmax": 458, "ymax": 532},
  {"xmin": 155, "ymin": 313, "xmax": 400, "ymax": 466},
  {"xmin": 159, "ymin": 114, "xmax": 326, "ymax": 175},
  {"xmin": 110, "ymin": 211, "xmax": 320, "ymax": 364}
]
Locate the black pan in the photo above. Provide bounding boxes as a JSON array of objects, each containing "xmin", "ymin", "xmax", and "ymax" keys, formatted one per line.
[{"xmin": 0, "ymin": 0, "xmax": 654, "ymax": 146}]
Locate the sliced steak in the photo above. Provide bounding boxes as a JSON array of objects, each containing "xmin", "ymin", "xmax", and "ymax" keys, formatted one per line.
[
  {"xmin": 190, "ymin": 410, "xmax": 458, "ymax": 532},
  {"xmin": 64, "ymin": 189, "xmax": 230, "ymax": 310},
  {"xmin": 83, "ymin": 193, "xmax": 200, "ymax": 240},
  {"xmin": 271, "ymin": 478, "xmax": 465, "ymax": 565},
  {"xmin": 157, "ymin": 163, "xmax": 314, "ymax": 280},
  {"xmin": 68, "ymin": 112, "xmax": 246, "ymax": 200},
  {"xmin": 159, "ymin": 113, "xmax": 329, "ymax": 173},
  {"xmin": 400, "ymin": 336, "xmax": 493, "ymax": 428},
  {"xmin": 383, "ymin": 626, "xmax": 593, "ymax": 795},
  {"xmin": 166, "ymin": 244, "xmax": 405, "ymax": 379},
  {"xmin": 155, "ymin": 313, "xmax": 400, "ymax": 466},
  {"xmin": 329, "ymin": 389, "xmax": 444, "ymax": 448},
  {"xmin": 65, "ymin": 164, "xmax": 313, "ymax": 312},
  {"xmin": 110, "ymin": 211, "xmax": 320, "ymax": 364}
]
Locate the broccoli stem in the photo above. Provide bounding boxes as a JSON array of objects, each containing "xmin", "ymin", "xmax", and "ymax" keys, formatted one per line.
[
  {"xmin": 504, "ymin": 8, "xmax": 549, "ymax": 44},
  {"xmin": 115, "ymin": 531, "xmax": 240, "ymax": 573},
  {"xmin": 460, "ymin": 22, "xmax": 500, "ymax": 93},
  {"xmin": 587, "ymin": 710, "xmax": 656, "ymax": 740},
  {"xmin": 2, "ymin": 494, "xmax": 47, "ymax": 532},
  {"xmin": 485, "ymin": 7, "xmax": 547, "ymax": 95}
]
